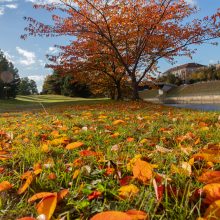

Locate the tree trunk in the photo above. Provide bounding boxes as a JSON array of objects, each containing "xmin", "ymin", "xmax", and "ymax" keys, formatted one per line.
[
  {"xmin": 115, "ymin": 81, "xmax": 122, "ymax": 100},
  {"xmin": 131, "ymin": 78, "xmax": 140, "ymax": 100}
]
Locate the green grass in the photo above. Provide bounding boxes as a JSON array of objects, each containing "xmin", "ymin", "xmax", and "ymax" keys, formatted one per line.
[
  {"xmin": 0, "ymin": 95, "xmax": 110, "ymax": 112},
  {"xmin": 0, "ymin": 101, "xmax": 220, "ymax": 219}
]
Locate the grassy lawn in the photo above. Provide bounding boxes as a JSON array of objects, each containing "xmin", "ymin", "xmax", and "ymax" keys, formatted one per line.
[
  {"xmin": 0, "ymin": 95, "xmax": 109, "ymax": 113},
  {"xmin": 1, "ymin": 101, "xmax": 220, "ymax": 219}
]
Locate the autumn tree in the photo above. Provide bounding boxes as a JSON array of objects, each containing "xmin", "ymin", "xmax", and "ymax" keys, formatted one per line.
[{"xmin": 23, "ymin": 0, "xmax": 220, "ymax": 100}]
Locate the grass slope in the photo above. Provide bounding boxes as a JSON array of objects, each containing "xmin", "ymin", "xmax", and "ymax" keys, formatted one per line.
[
  {"xmin": 1, "ymin": 101, "xmax": 220, "ymax": 219},
  {"xmin": 0, "ymin": 95, "xmax": 109, "ymax": 113}
]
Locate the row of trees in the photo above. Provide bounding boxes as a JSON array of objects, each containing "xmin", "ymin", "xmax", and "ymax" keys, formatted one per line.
[
  {"xmin": 23, "ymin": 0, "xmax": 220, "ymax": 100},
  {"xmin": 0, "ymin": 50, "xmax": 38, "ymax": 99},
  {"xmin": 42, "ymin": 70, "xmax": 91, "ymax": 97}
]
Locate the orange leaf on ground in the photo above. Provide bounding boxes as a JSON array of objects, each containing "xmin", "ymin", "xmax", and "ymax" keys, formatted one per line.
[
  {"xmin": 66, "ymin": 141, "xmax": 84, "ymax": 150},
  {"xmin": 204, "ymin": 199, "xmax": 220, "ymax": 220},
  {"xmin": 88, "ymin": 191, "xmax": 102, "ymax": 200},
  {"xmin": 125, "ymin": 210, "xmax": 148, "ymax": 220},
  {"xmin": 198, "ymin": 171, "xmax": 220, "ymax": 184},
  {"xmin": 36, "ymin": 193, "xmax": 57, "ymax": 220},
  {"xmin": 0, "ymin": 181, "xmax": 12, "ymax": 192},
  {"xmin": 28, "ymin": 192, "xmax": 54, "ymax": 203},
  {"xmin": 202, "ymin": 183, "xmax": 220, "ymax": 204},
  {"xmin": 17, "ymin": 174, "xmax": 33, "ymax": 195},
  {"xmin": 91, "ymin": 211, "xmax": 132, "ymax": 220},
  {"xmin": 112, "ymin": 120, "xmax": 125, "ymax": 125},
  {"xmin": 132, "ymin": 159, "xmax": 153, "ymax": 184},
  {"xmin": 57, "ymin": 189, "xmax": 69, "ymax": 202}
]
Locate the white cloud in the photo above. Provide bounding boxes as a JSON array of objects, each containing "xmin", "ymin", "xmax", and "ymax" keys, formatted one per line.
[
  {"xmin": 28, "ymin": 75, "xmax": 45, "ymax": 82},
  {"xmin": 5, "ymin": 4, "xmax": 17, "ymax": 9},
  {"xmin": 0, "ymin": 0, "xmax": 17, "ymax": 16},
  {"xmin": 185, "ymin": 0, "xmax": 197, "ymax": 6},
  {"xmin": 16, "ymin": 47, "xmax": 36, "ymax": 66}
]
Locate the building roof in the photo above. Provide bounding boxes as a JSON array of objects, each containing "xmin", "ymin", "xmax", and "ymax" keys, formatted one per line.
[{"xmin": 164, "ymin": 63, "xmax": 206, "ymax": 74}]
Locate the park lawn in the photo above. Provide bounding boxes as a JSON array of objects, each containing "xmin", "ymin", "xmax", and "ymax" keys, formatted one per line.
[
  {"xmin": 0, "ymin": 101, "xmax": 220, "ymax": 219},
  {"xmin": 0, "ymin": 95, "xmax": 109, "ymax": 113}
]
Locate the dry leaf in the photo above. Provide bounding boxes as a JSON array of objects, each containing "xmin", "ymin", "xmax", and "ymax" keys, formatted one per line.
[
  {"xmin": 202, "ymin": 183, "xmax": 220, "ymax": 204},
  {"xmin": 18, "ymin": 174, "xmax": 33, "ymax": 195},
  {"xmin": 198, "ymin": 171, "xmax": 220, "ymax": 184},
  {"xmin": 28, "ymin": 192, "xmax": 54, "ymax": 203},
  {"xmin": 57, "ymin": 189, "xmax": 69, "ymax": 202},
  {"xmin": 66, "ymin": 142, "xmax": 84, "ymax": 150},
  {"xmin": 119, "ymin": 184, "xmax": 139, "ymax": 199},
  {"xmin": 112, "ymin": 120, "xmax": 125, "ymax": 125},
  {"xmin": 204, "ymin": 199, "xmax": 220, "ymax": 220},
  {"xmin": 132, "ymin": 159, "xmax": 153, "ymax": 184},
  {"xmin": 91, "ymin": 211, "xmax": 132, "ymax": 220},
  {"xmin": 36, "ymin": 193, "xmax": 57, "ymax": 220},
  {"xmin": 125, "ymin": 210, "xmax": 148, "ymax": 220},
  {"xmin": 0, "ymin": 181, "xmax": 12, "ymax": 192}
]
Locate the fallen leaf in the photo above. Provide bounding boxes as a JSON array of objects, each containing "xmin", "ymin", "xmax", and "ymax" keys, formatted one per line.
[
  {"xmin": 72, "ymin": 169, "xmax": 80, "ymax": 180},
  {"xmin": 119, "ymin": 184, "xmax": 139, "ymax": 199},
  {"xmin": 88, "ymin": 191, "xmax": 102, "ymax": 200},
  {"xmin": 57, "ymin": 189, "xmax": 69, "ymax": 202},
  {"xmin": 132, "ymin": 159, "xmax": 153, "ymax": 184},
  {"xmin": 112, "ymin": 120, "xmax": 125, "ymax": 125},
  {"xmin": 91, "ymin": 211, "xmax": 132, "ymax": 220},
  {"xmin": 28, "ymin": 192, "xmax": 54, "ymax": 203},
  {"xmin": 18, "ymin": 174, "xmax": 33, "ymax": 195},
  {"xmin": 202, "ymin": 183, "xmax": 220, "ymax": 204},
  {"xmin": 66, "ymin": 142, "xmax": 84, "ymax": 150},
  {"xmin": 198, "ymin": 171, "xmax": 220, "ymax": 184},
  {"xmin": 0, "ymin": 181, "xmax": 12, "ymax": 192},
  {"xmin": 204, "ymin": 199, "xmax": 220, "ymax": 220},
  {"xmin": 125, "ymin": 210, "xmax": 148, "ymax": 220},
  {"xmin": 36, "ymin": 193, "xmax": 57, "ymax": 220}
]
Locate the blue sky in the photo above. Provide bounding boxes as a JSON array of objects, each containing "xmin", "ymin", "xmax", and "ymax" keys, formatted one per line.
[{"xmin": 0, "ymin": 0, "xmax": 219, "ymax": 91}]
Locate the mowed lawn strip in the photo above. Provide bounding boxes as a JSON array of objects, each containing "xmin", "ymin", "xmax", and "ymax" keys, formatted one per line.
[
  {"xmin": 0, "ymin": 95, "xmax": 110, "ymax": 113},
  {"xmin": 0, "ymin": 101, "xmax": 220, "ymax": 219}
]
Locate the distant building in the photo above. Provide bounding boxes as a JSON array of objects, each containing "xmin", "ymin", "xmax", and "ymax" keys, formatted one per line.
[{"xmin": 164, "ymin": 63, "xmax": 206, "ymax": 81}]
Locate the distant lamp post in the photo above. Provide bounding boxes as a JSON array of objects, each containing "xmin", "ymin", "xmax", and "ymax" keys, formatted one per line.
[{"xmin": 0, "ymin": 71, "xmax": 14, "ymax": 99}]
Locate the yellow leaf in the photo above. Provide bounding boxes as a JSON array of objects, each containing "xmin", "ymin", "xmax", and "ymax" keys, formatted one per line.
[
  {"xmin": 0, "ymin": 181, "xmax": 12, "ymax": 192},
  {"xmin": 17, "ymin": 174, "xmax": 33, "ymax": 195},
  {"xmin": 132, "ymin": 159, "xmax": 153, "ymax": 184},
  {"xmin": 36, "ymin": 193, "xmax": 57, "ymax": 220},
  {"xmin": 119, "ymin": 184, "xmax": 139, "ymax": 199},
  {"xmin": 66, "ymin": 142, "xmax": 84, "ymax": 150},
  {"xmin": 41, "ymin": 143, "xmax": 50, "ymax": 153},
  {"xmin": 72, "ymin": 169, "xmax": 80, "ymax": 180}
]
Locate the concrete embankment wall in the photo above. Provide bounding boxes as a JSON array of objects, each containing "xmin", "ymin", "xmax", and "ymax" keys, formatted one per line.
[{"xmin": 143, "ymin": 95, "xmax": 220, "ymax": 104}]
